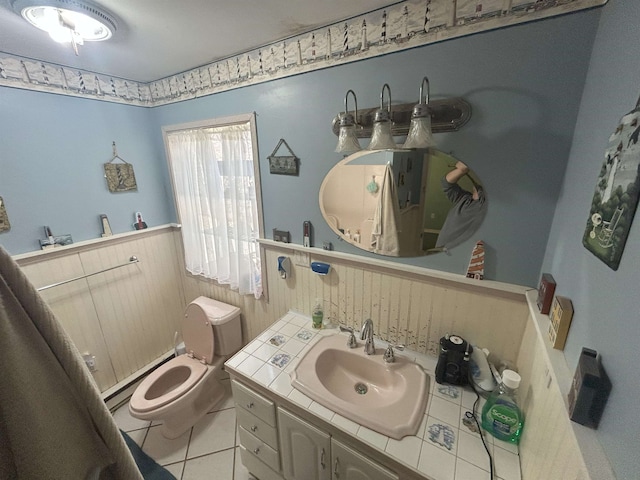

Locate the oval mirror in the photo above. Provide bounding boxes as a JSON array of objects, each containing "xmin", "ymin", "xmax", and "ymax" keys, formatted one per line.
[{"xmin": 319, "ymin": 148, "xmax": 487, "ymax": 257}]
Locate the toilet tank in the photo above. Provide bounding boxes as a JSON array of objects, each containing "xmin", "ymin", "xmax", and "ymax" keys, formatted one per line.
[{"xmin": 187, "ymin": 296, "xmax": 242, "ymax": 356}]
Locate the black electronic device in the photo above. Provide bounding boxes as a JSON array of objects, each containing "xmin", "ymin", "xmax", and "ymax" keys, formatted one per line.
[
  {"xmin": 568, "ymin": 348, "xmax": 611, "ymax": 429},
  {"xmin": 435, "ymin": 334, "xmax": 473, "ymax": 385}
]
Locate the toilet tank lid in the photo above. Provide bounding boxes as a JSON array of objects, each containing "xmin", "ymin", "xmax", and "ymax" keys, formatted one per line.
[{"xmin": 189, "ymin": 296, "xmax": 241, "ymax": 324}]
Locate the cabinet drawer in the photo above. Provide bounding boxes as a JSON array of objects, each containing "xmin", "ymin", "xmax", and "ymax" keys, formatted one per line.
[
  {"xmin": 239, "ymin": 445, "xmax": 283, "ymax": 480},
  {"xmin": 239, "ymin": 426, "xmax": 281, "ymax": 472},
  {"xmin": 231, "ymin": 379, "xmax": 276, "ymax": 426},
  {"xmin": 237, "ymin": 404, "xmax": 279, "ymax": 449}
]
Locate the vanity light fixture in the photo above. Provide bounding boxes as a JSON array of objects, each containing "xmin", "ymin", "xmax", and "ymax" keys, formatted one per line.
[
  {"xmin": 13, "ymin": 0, "xmax": 117, "ymax": 55},
  {"xmin": 403, "ymin": 77, "xmax": 437, "ymax": 149},
  {"xmin": 366, "ymin": 83, "xmax": 397, "ymax": 150},
  {"xmin": 335, "ymin": 89, "xmax": 362, "ymax": 154}
]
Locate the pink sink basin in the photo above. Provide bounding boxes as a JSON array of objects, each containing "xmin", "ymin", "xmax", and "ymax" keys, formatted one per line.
[{"xmin": 290, "ymin": 333, "xmax": 429, "ymax": 440}]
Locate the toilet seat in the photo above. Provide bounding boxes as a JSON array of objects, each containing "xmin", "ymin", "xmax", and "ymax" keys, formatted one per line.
[{"xmin": 129, "ymin": 355, "xmax": 208, "ymax": 413}]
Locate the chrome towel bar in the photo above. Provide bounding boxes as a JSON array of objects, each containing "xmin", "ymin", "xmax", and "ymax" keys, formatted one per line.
[{"xmin": 36, "ymin": 256, "xmax": 139, "ymax": 292}]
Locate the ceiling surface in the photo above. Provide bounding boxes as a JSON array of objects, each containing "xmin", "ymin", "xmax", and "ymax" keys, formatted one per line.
[{"xmin": 0, "ymin": 0, "xmax": 396, "ymax": 82}]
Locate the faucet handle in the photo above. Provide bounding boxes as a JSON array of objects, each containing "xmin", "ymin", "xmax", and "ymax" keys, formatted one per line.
[
  {"xmin": 339, "ymin": 325, "xmax": 358, "ymax": 349},
  {"xmin": 383, "ymin": 343, "xmax": 405, "ymax": 363}
]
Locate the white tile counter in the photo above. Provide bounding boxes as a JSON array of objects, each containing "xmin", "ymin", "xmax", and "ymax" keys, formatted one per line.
[{"xmin": 225, "ymin": 311, "xmax": 522, "ymax": 480}]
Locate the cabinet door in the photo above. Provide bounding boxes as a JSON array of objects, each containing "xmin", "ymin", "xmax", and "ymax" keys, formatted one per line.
[
  {"xmin": 331, "ymin": 438, "xmax": 398, "ymax": 480},
  {"xmin": 278, "ymin": 408, "xmax": 331, "ymax": 480}
]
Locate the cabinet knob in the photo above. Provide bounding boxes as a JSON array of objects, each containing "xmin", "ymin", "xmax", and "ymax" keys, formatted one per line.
[
  {"xmin": 250, "ymin": 425, "xmax": 258, "ymax": 432},
  {"xmin": 247, "ymin": 402, "xmax": 254, "ymax": 409},
  {"xmin": 320, "ymin": 448, "xmax": 326, "ymax": 469},
  {"xmin": 253, "ymin": 447, "xmax": 260, "ymax": 455},
  {"xmin": 334, "ymin": 457, "xmax": 340, "ymax": 478}
]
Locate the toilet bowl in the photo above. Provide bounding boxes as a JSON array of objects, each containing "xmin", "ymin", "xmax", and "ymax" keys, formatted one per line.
[{"xmin": 129, "ymin": 296, "xmax": 242, "ymax": 439}]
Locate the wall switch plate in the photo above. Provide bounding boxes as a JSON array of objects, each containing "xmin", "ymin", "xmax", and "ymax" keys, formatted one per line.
[{"xmin": 293, "ymin": 251, "xmax": 309, "ymax": 267}]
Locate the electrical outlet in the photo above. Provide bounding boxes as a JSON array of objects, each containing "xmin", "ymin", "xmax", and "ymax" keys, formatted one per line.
[
  {"xmin": 294, "ymin": 251, "xmax": 309, "ymax": 267},
  {"xmin": 82, "ymin": 353, "xmax": 97, "ymax": 373}
]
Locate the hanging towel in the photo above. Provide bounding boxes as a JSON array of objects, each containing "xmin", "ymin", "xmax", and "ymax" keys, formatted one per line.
[
  {"xmin": 0, "ymin": 246, "xmax": 143, "ymax": 480},
  {"xmin": 371, "ymin": 163, "xmax": 401, "ymax": 256}
]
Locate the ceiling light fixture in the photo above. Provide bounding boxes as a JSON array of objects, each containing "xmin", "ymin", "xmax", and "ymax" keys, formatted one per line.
[{"xmin": 13, "ymin": 0, "xmax": 117, "ymax": 55}]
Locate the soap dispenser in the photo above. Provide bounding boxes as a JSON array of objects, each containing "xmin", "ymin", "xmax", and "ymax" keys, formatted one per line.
[{"xmin": 312, "ymin": 299, "xmax": 323, "ymax": 329}]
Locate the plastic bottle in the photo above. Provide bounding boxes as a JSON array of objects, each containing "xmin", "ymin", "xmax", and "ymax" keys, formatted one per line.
[
  {"xmin": 312, "ymin": 299, "xmax": 323, "ymax": 329},
  {"xmin": 481, "ymin": 369, "xmax": 524, "ymax": 444}
]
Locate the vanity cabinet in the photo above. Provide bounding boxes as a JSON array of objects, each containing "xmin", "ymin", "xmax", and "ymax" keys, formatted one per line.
[
  {"xmin": 277, "ymin": 407, "xmax": 398, "ymax": 480},
  {"xmin": 231, "ymin": 379, "xmax": 282, "ymax": 480},
  {"xmin": 278, "ymin": 407, "xmax": 331, "ymax": 480}
]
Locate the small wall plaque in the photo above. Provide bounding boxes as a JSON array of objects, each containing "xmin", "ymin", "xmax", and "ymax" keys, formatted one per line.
[
  {"xmin": 547, "ymin": 296, "xmax": 574, "ymax": 350},
  {"xmin": 104, "ymin": 141, "xmax": 138, "ymax": 192},
  {"xmin": 537, "ymin": 273, "xmax": 556, "ymax": 315},
  {"xmin": 268, "ymin": 138, "xmax": 299, "ymax": 175}
]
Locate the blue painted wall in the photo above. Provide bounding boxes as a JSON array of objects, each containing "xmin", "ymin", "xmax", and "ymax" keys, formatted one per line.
[
  {"xmin": 542, "ymin": 1, "xmax": 640, "ymax": 477},
  {"xmin": 0, "ymin": 89, "xmax": 176, "ymax": 255},
  {"xmin": 151, "ymin": 9, "xmax": 599, "ymax": 287}
]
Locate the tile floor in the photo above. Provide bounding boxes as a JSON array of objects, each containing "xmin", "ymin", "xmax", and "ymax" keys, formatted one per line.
[{"xmin": 112, "ymin": 375, "xmax": 256, "ymax": 480}]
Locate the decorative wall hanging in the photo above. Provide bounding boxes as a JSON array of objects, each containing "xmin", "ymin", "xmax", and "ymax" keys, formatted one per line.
[
  {"xmin": 0, "ymin": 1, "xmax": 607, "ymax": 107},
  {"xmin": 268, "ymin": 138, "xmax": 299, "ymax": 175},
  {"xmin": 583, "ymin": 95, "xmax": 640, "ymax": 270},
  {"xmin": 133, "ymin": 212, "xmax": 148, "ymax": 230},
  {"xmin": 104, "ymin": 142, "xmax": 138, "ymax": 192},
  {"xmin": 0, "ymin": 196, "xmax": 10, "ymax": 233}
]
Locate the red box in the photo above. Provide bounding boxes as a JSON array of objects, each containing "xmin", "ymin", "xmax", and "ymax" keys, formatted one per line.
[{"xmin": 536, "ymin": 273, "xmax": 556, "ymax": 314}]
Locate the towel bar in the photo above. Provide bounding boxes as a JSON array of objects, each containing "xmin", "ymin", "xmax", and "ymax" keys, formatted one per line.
[{"xmin": 36, "ymin": 256, "xmax": 139, "ymax": 292}]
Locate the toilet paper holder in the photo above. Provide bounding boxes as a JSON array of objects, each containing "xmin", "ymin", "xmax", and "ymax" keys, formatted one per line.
[{"xmin": 277, "ymin": 256, "xmax": 290, "ymax": 279}]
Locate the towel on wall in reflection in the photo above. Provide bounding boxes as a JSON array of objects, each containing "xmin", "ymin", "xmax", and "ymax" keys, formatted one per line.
[
  {"xmin": 0, "ymin": 246, "xmax": 143, "ymax": 480},
  {"xmin": 371, "ymin": 163, "xmax": 401, "ymax": 256}
]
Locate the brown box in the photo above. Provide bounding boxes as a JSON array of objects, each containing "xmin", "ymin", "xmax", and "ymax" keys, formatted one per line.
[
  {"xmin": 547, "ymin": 296, "xmax": 573, "ymax": 350},
  {"xmin": 536, "ymin": 273, "xmax": 556, "ymax": 314}
]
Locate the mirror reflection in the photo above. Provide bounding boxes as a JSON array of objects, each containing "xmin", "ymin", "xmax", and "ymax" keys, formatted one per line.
[{"xmin": 319, "ymin": 148, "xmax": 486, "ymax": 257}]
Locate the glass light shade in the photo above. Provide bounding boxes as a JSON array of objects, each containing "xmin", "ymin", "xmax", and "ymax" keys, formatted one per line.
[
  {"xmin": 367, "ymin": 121, "xmax": 396, "ymax": 150},
  {"xmin": 21, "ymin": 6, "xmax": 113, "ymax": 42},
  {"xmin": 403, "ymin": 115, "xmax": 436, "ymax": 149},
  {"xmin": 335, "ymin": 124, "xmax": 361, "ymax": 153}
]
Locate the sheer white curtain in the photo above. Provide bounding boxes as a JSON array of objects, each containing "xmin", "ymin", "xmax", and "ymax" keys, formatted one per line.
[{"xmin": 166, "ymin": 119, "xmax": 262, "ymax": 298}]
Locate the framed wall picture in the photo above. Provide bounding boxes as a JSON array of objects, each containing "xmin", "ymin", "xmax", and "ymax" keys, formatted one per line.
[
  {"xmin": 267, "ymin": 138, "xmax": 299, "ymax": 176},
  {"xmin": 0, "ymin": 196, "xmax": 10, "ymax": 233},
  {"xmin": 583, "ymin": 98, "xmax": 640, "ymax": 270}
]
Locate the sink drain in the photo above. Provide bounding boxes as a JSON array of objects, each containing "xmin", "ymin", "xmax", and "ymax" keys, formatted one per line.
[{"xmin": 354, "ymin": 382, "xmax": 368, "ymax": 395}]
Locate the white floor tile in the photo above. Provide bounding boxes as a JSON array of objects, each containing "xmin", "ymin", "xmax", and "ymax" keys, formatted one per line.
[
  {"xmin": 125, "ymin": 428, "xmax": 147, "ymax": 447},
  {"xmin": 182, "ymin": 448, "xmax": 234, "ymax": 480},
  {"xmin": 163, "ymin": 461, "xmax": 184, "ymax": 479},
  {"xmin": 187, "ymin": 409, "xmax": 237, "ymax": 459},
  {"xmin": 113, "ymin": 404, "xmax": 150, "ymax": 432},
  {"xmin": 142, "ymin": 425, "xmax": 191, "ymax": 466},
  {"xmin": 417, "ymin": 441, "xmax": 456, "ymax": 480}
]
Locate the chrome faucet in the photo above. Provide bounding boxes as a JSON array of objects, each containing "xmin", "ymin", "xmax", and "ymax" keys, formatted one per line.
[{"xmin": 360, "ymin": 319, "xmax": 375, "ymax": 355}]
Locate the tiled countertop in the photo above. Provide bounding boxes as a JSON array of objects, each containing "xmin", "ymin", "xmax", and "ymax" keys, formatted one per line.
[{"xmin": 225, "ymin": 311, "xmax": 522, "ymax": 480}]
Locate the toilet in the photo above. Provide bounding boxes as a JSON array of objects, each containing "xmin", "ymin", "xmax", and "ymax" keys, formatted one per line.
[{"xmin": 129, "ymin": 296, "xmax": 242, "ymax": 439}]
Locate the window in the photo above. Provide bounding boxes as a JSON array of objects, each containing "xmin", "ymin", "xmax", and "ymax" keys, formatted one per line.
[{"xmin": 163, "ymin": 113, "xmax": 263, "ymax": 298}]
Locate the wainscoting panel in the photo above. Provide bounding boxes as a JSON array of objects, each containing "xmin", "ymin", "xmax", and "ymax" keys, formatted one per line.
[
  {"xmin": 261, "ymin": 246, "xmax": 529, "ymax": 364},
  {"xmin": 19, "ymin": 254, "xmax": 118, "ymax": 392},
  {"xmin": 79, "ymin": 231, "xmax": 185, "ymax": 383}
]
